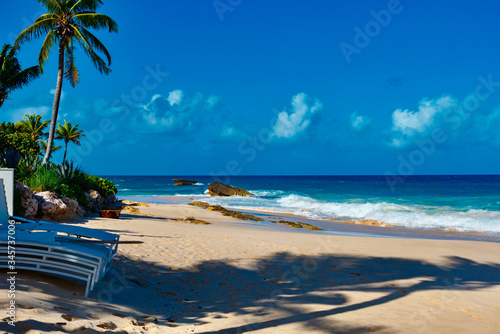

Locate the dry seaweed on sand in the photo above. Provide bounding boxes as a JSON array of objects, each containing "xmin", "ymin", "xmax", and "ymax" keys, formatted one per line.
[
  {"xmin": 170, "ymin": 216, "xmax": 211, "ymax": 225},
  {"xmin": 122, "ymin": 206, "xmax": 153, "ymax": 216},
  {"xmin": 189, "ymin": 201, "xmax": 265, "ymax": 221},
  {"xmin": 270, "ymin": 220, "xmax": 324, "ymax": 231},
  {"xmin": 189, "ymin": 201, "xmax": 211, "ymax": 209},
  {"xmin": 119, "ymin": 200, "xmax": 151, "ymax": 207}
]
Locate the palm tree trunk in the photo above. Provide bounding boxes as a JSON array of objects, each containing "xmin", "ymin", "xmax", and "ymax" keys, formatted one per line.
[
  {"xmin": 43, "ymin": 39, "xmax": 65, "ymax": 164},
  {"xmin": 63, "ymin": 141, "xmax": 68, "ymax": 164}
]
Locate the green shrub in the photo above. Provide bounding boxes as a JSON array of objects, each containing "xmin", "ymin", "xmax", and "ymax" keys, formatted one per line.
[
  {"xmin": 27, "ymin": 166, "xmax": 60, "ymax": 192},
  {"xmin": 14, "ymin": 188, "xmax": 26, "ymax": 217},
  {"xmin": 58, "ymin": 183, "xmax": 76, "ymax": 198},
  {"xmin": 82, "ymin": 174, "xmax": 117, "ymax": 197}
]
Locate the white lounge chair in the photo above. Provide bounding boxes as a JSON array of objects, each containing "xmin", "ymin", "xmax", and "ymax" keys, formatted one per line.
[{"xmin": 0, "ymin": 169, "xmax": 121, "ymax": 297}]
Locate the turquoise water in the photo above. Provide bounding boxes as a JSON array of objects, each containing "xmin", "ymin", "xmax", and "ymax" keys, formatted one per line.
[{"xmin": 104, "ymin": 175, "xmax": 500, "ymax": 234}]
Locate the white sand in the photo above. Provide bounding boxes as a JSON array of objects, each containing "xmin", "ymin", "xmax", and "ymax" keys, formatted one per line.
[{"xmin": 1, "ymin": 203, "xmax": 500, "ymax": 333}]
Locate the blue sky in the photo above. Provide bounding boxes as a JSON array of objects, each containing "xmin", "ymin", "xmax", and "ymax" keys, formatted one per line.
[{"xmin": 1, "ymin": 0, "xmax": 500, "ymax": 176}]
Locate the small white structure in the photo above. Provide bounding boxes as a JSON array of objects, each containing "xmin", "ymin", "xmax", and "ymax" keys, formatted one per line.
[
  {"xmin": 0, "ymin": 170, "xmax": 122, "ymax": 297},
  {"xmin": 0, "ymin": 169, "xmax": 14, "ymax": 217}
]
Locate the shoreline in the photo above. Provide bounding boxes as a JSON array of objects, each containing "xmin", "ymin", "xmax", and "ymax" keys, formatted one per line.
[
  {"xmin": 120, "ymin": 195, "xmax": 500, "ymax": 243},
  {"xmin": 2, "ymin": 202, "xmax": 500, "ymax": 333}
]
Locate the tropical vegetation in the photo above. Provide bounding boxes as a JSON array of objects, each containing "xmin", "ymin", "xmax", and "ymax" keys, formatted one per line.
[
  {"xmin": 0, "ymin": 44, "xmax": 40, "ymax": 108},
  {"xmin": 15, "ymin": 0, "xmax": 118, "ymax": 163},
  {"xmin": 55, "ymin": 120, "xmax": 84, "ymax": 163},
  {"xmin": 1, "ymin": 0, "xmax": 119, "ymax": 217}
]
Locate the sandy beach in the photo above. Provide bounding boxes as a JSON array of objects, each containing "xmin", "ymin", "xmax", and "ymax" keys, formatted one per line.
[{"xmin": 2, "ymin": 203, "xmax": 500, "ymax": 333}]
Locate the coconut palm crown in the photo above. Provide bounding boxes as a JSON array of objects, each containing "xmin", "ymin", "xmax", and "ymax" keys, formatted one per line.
[
  {"xmin": 15, "ymin": 0, "xmax": 118, "ymax": 164},
  {"xmin": 17, "ymin": 113, "xmax": 49, "ymax": 141},
  {"xmin": 0, "ymin": 44, "xmax": 40, "ymax": 108},
  {"xmin": 55, "ymin": 120, "xmax": 85, "ymax": 163}
]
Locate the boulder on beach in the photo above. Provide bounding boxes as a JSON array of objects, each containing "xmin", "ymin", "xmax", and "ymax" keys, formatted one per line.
[
  {"xmin": 32, "ymin": 192, "xmax": 86, "ymax": 221},
  {"xmin": 32, "ymin": 191, "xmax": 67, "ymax": 220},
  {"xmin": 173, "ymin": 179, "xmax": 198, "ymax": 186},
  {"xmin": 15, "ymin": 182, "xmax": 38, "ymax": 218},
  {"xmin": 207, "ymin": 182, "xmax": 252, "ymax": 197}
]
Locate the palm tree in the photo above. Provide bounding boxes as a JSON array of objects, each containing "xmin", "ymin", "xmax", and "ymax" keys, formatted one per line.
[
  {"xmin": 16, "ymin": 113, "xmax": 49, "ymax": 141},
  {"xmin": 15, "ymin": 0, "xmax": 118, "ymax": 164},
  {"xmin": 0, "ymin": 44, "xmax": 40, "ymax": 108},
  {"xmin": 55, "ymin": 120, "xmax": 85, "ymax": 163}
]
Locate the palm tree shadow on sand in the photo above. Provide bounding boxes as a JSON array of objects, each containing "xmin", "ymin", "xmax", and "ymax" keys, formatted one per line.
[{"xmin": 9, "ymin": 252, "xmax": 500, "ymax": 333}]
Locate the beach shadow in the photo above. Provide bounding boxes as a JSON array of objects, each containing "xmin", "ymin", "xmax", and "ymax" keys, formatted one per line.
[{"xmin": 5, "ymin": 253, "xmax": 500, "ymax": 333}]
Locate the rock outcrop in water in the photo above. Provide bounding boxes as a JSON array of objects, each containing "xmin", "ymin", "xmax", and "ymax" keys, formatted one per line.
[
  {"xmin": 172, "ymin": 179, "xmax": 198, "ymax": 186},
  {"xmin": 207, "ymin": 182, "xmax": 252, "ymax": 197}
]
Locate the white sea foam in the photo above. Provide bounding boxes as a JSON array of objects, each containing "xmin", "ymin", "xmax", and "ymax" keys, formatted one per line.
[
  {"xmin": 207, "ymin": 193, "xmax": 500, "ymax": 233},
  {"xmin": 250, "ymin": 189, "xmax": 286, "ymax": 197}
]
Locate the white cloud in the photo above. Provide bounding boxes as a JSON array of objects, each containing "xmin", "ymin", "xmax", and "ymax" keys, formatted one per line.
[
  {"xmin": 350, "ymin": 111, "xmax": 371, "ymax": 132},
  {"xmin": 220, "ymin": 122, "xmax": 246, "ymax": 139},
  {"xmin": 50, "ymin": 88, "xmax": 65, "ymax": 101},
  {"xmin": 392, "ymin": 96, "xmax": 456, "ymax": 135},
  {"xmin": 9, "ymin": 106, "xmax": 50, "ymax": 122},
  {"xmin": 389, "ymin": 95, "xmax": 457, "ymax": 147},
  {"xmin": 131, "ymin": 90, "xmax": 224, "ymax": 133},
  {"xmin": 167, "ymin": 89, "xmax": 184, "ymax": 106},
  {"xmin": 205, "ymin": 95, "xmax": 224, "ymax": 110},
  {"xmin": 272, "ymin": 93, "xmax": 323, "ymax": 139}
]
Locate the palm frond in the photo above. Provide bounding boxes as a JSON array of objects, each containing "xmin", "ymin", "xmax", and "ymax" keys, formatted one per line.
[
  {"xmin": 41, "ymin": 139, "xmax": 62, "ymax": 153},
  {"xmin": 36, "ymin": 0, "xmax": 64, "ymax": 14},
  {"xmin": 15, "ymin": 18, "xmax": 57, "ymax": 46},
  {"xmin": 37, "ymin": 28, "xmax": 56, "ymax": 71},
  {"xmin": 73, "ymin": 12, "xmax": 118, "ymax": 33},
  {"xmin": 64, "ymin": 41, "xmax": 79, "ymax": 87},
  {"xmin": 70, "ymin": 0, "xmax": 103, "ymax": 13},
  {"xmin": 3, "ymin": 66, "xmax": 41, "ymax": 91},
  {"xmin": 0, "ymin": 45, "xmax": 41, "ymax": 107},
  {"xmin": 34, "ymin": 13, "xmax": 58, "ymax": 23},
  {"xmin": 76, "ymin": 26, "xmax": 111, "ymax": 65},
  {"xmin": 72, "ymin": 26, "xmax": 110, "ymax": 74}
]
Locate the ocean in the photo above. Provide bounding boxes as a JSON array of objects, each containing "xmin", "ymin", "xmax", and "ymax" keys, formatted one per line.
[{"xmin": 104, "ymin": 175, "xmax": 500, "ymax": 235}]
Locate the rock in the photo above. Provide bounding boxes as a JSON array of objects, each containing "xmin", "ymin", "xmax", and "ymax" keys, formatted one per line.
[
  {"xmin": 207, "ymin": 182, "xmax": 252, "ymax": 197},
  {"xmin": 103, "ymin": 193, "xmax": 117, "ymax": 204},
  {"xmin": 32, "ymin": 192, "xmax": 86, "ymax": 220},
  {"xmin": 61, "ymin": 196, "xmax": 79, "ymax": 212},
  {"xmin": 15, "ymin": 182, "xmax": 38, "ymax": 218},
  {"xmin": 33, "ymin": 191, "xmax": 68, "ymax": 220},
  {"xmin": 77, "ymin": 205, "xmax": 86, "ymax": 216},
  {"xmin": 88, "ymin": 189, "xmax": 102, "ymax": 204},
  {"xmin": 61, "ymin": 197, "xmax": 85, "ymax": 217},
  {"xmin": 15, "ymin": 182, "xmax": 31, "ymax": 200},
  {"xmin": 172, "ymin": 179, "xmax": 198, "ymax": 186},
  {"xmin": 85, "ymin": 189, "xmax": 103, "ymax": 211},
  {"xmin": 23, "ymin": 198, "xmax": 38, "ymax": 218}
]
